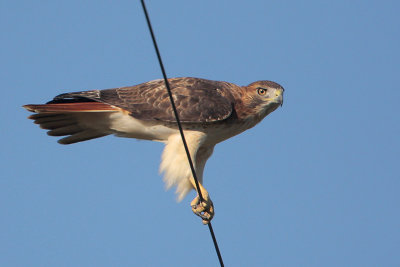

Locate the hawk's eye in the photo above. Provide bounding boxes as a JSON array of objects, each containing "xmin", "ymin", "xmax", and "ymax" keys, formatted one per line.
[{"xmin": 257, "ymin": 87, "xmax": 268, "ymax": 96}]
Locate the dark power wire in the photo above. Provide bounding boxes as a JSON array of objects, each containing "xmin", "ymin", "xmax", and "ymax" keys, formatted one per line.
[{"xmin": 140, "ymin": 1, "xmax": 224, "ymax": 266}]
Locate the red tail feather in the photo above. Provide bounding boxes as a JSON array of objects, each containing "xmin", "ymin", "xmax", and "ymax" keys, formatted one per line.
[{"xmin": 23, "ymin": 102, "xmax": 120, "ymax": 113}]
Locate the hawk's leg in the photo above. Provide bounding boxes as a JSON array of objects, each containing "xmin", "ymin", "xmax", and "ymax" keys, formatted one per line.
[{"xmin": 190, "ymin": 178, "xmax": 214, "ymax": 224}]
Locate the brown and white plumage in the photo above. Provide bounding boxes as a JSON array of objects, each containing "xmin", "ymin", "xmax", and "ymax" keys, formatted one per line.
[{"xmin": 24, "ymin": 77, "xmax": 284, "ymax": 223}]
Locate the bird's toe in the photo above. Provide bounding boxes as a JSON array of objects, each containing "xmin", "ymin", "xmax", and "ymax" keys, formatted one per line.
[{"xmin": 191, "ymin": 195, "xmax": 214, "ymax": 224}]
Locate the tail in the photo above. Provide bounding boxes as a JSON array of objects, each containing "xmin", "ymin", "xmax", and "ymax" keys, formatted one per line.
[{"xmin": 23, "ymin": 102, "xmax": 121, "ymax": 144}]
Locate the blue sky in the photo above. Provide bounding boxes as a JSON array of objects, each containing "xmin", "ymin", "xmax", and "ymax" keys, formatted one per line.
[{"xmin": 1, "ymin": 0, "xmax": 399, "ymax": 266}]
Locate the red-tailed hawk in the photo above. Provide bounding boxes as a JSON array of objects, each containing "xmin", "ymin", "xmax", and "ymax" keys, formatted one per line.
[{"xmin": 23, "ymin": 77, "xmax": 284, "ymax": 224}]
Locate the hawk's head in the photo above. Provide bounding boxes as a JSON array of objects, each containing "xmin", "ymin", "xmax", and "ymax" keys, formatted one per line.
[{"xmin": 237, "ymin": 80, "xmax": 284, "ymax": 121}]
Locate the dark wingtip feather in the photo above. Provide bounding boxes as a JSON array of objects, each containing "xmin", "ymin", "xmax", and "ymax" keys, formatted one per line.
[{"xmin": 57, "ymin": 131, "xmax": 109, "ymax": 144}]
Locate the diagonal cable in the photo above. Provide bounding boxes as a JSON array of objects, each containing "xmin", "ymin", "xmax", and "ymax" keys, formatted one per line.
[{"xmin": 140, "ymin": 1, "xmax": 224, "ymax": 266}]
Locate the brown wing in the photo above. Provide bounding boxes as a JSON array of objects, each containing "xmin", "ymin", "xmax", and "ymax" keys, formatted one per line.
[{"xmin": 49, "ymin": 77, "xmax": 236, "ymax": 123}]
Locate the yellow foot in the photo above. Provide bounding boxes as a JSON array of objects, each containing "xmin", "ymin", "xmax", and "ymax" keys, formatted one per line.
[{"xmin": 191, "ymin": 195, "xmax": 214, "ymax": 224}]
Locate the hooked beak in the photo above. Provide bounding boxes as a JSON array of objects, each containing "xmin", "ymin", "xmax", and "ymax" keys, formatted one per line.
[{"xmin": 275, "ymin": 88, "xmax": 284, "ymax": 107}]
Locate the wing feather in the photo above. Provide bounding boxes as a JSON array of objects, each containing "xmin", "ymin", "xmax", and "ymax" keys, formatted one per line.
[{"xmin": 51, "ymin": 78, "xmax": 236, "ymax": 123}]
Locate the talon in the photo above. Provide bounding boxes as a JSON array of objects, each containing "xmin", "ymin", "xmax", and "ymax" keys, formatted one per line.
[{"xmin": 191, "ymin": 195, "xmax": 214, "ymax": 224}]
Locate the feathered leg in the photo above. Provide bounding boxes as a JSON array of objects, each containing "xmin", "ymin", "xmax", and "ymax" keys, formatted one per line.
[
  {"xmin": 190, "ymin": 145, "xmax": 215, "ymax": 224},
  {"xmin": 160, "ymin": 132, "xmax": 215, "ymax": 224}
]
